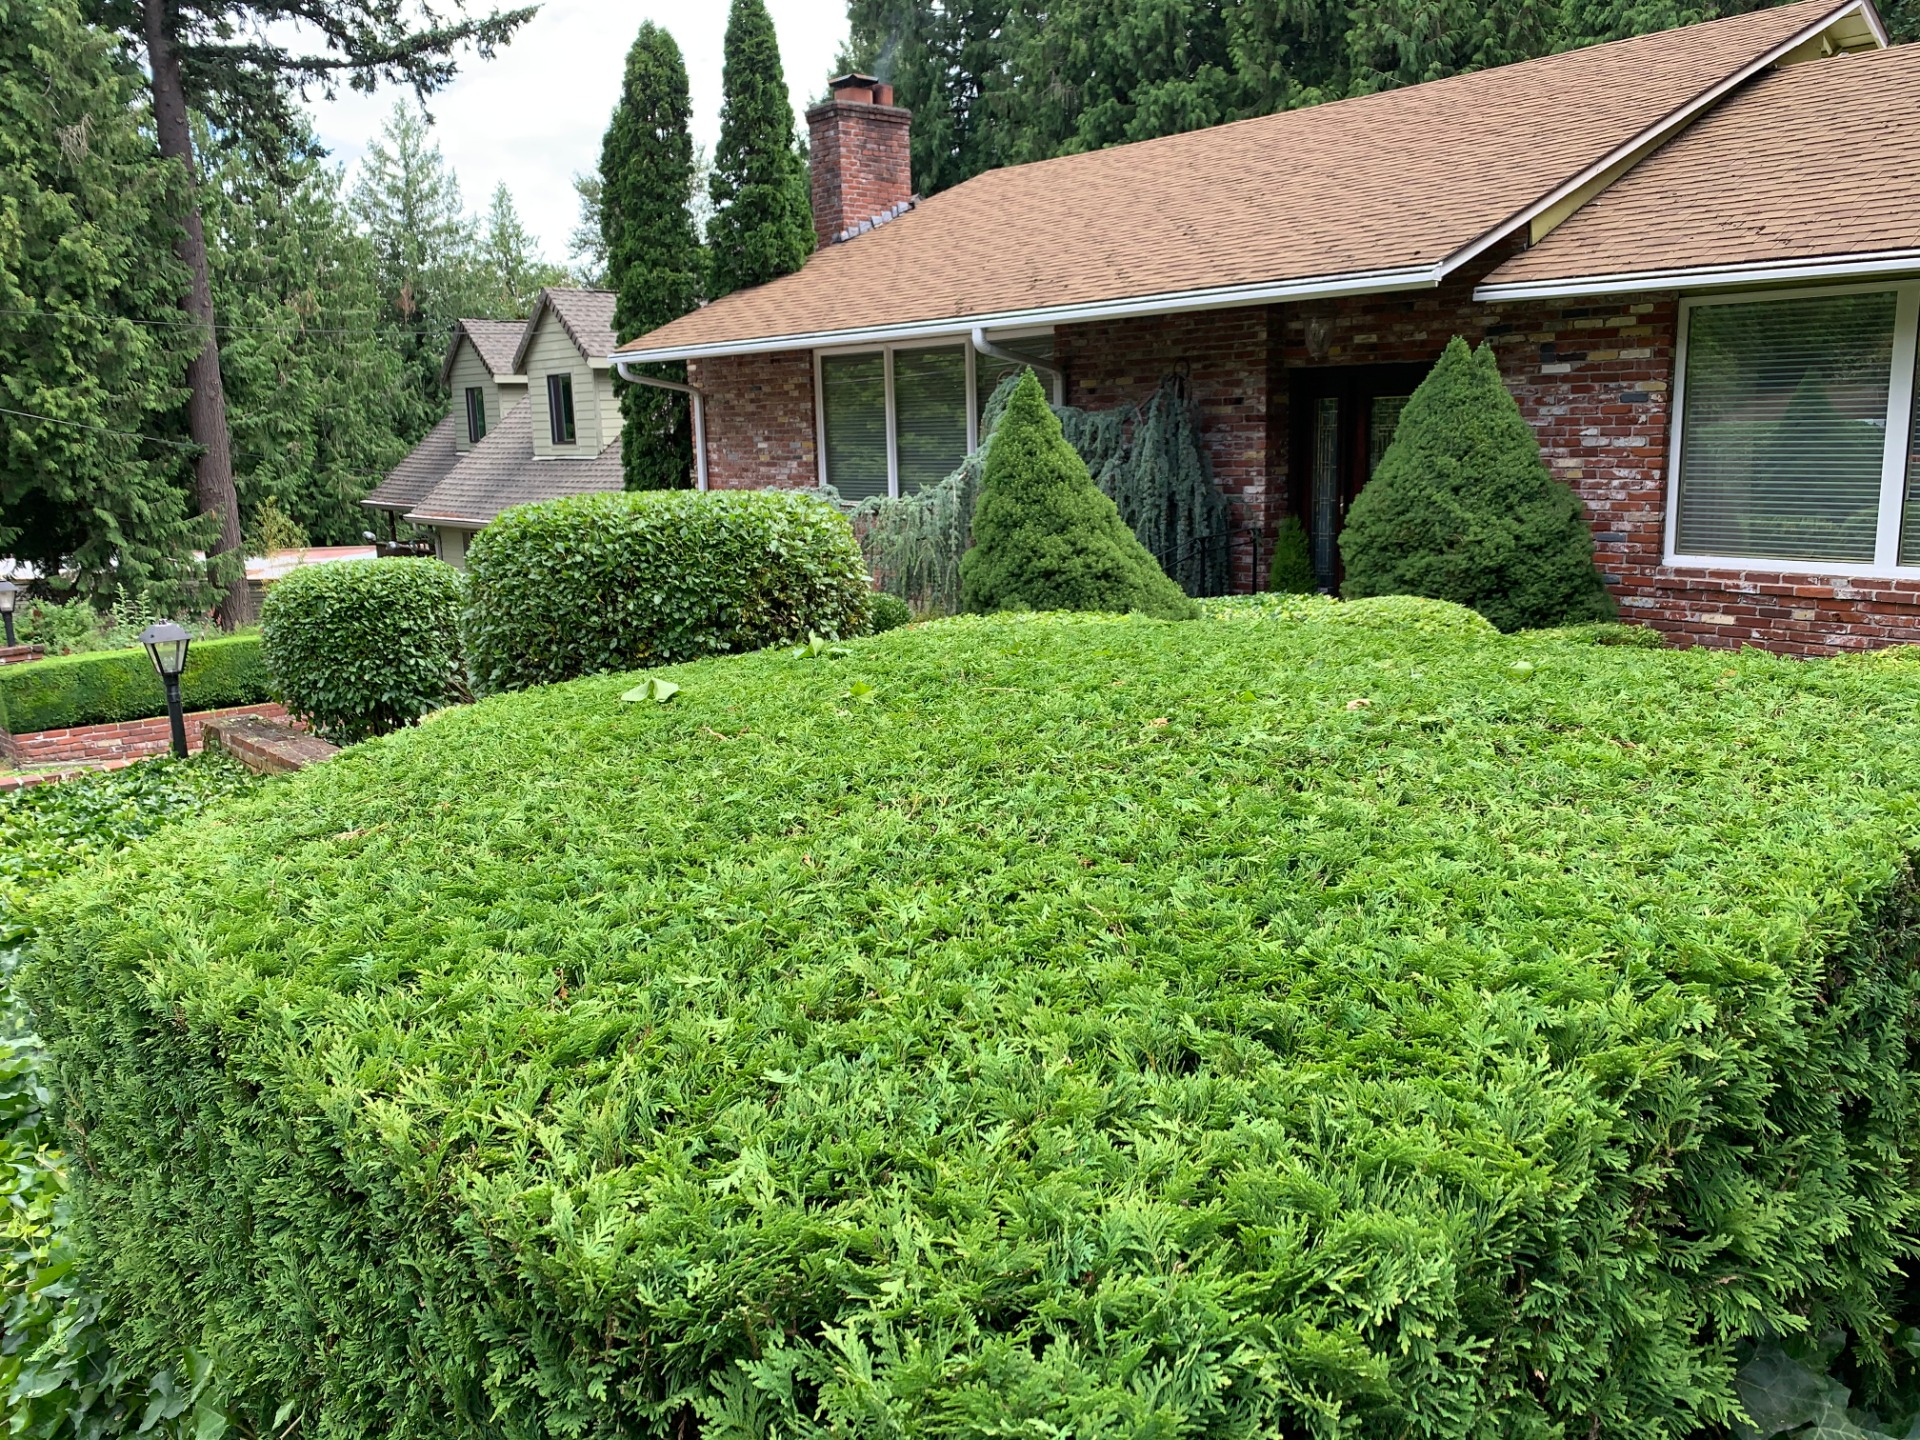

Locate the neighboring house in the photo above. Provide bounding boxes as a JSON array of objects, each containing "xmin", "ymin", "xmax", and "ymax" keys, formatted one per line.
[
  {"xmin": 614, "ymin": 0, "xmax": 1920, "ymax": 655},
  {"xmin": 364, "ymin": 298, "xmax": 623, "ymax": 566}
]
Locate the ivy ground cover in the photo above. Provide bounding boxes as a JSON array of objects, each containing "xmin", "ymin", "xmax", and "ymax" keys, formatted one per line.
[{"xmin": 24, "ymin": 604, "xmax": 1920, "ymax": 1438}]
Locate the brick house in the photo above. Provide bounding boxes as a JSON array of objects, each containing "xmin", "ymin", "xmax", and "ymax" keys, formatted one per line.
[{"xmin": 615, "ymin": 0, "xmax": 1920, "ymax": 653}]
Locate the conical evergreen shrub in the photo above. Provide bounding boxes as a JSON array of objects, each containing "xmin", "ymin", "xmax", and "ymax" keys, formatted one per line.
[
  {"xmin": 1339, "ymin": 336, "xmax": 1615, "ymax": 632},
  {"xmin": 960, "ymin": 370, "xmax": 1196, "ymax": 620},
  {"xmin": 1269, "ymin": 515, "xmax": 1315, "ymax": 593}
]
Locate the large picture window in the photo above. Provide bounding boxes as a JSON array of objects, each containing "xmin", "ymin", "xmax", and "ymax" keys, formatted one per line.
[
  {"xmin": 816, "ymin": 336, "xmax": 1056, "ymax": 499},
  {"xmin": 1672, "ymin": 284, "xmax": 1919, "ymax": 573}
]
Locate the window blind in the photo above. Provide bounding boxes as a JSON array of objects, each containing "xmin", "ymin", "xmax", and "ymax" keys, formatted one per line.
[
  {"xmin": 893, "ymin": 347, "xmax": 969, "ymax": 494},
  {"xmin": 1901, "ymin": 349, "xmax": 1920, "ymax": 567},
  {"xmin": 821, "ymin": 354, "xmax": 888, "ymax": 501},
  {"xmin": 1676, "ymin": 293, "xmax": 1896, "ymax": 564}
]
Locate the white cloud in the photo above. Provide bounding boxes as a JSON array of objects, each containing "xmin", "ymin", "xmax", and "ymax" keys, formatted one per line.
[{"xmin": 303, "ymin": 0, "xmax": 852, "ymax": 262}]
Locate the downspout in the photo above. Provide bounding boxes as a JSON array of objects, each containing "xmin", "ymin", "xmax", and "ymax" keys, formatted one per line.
[
  {"xmin": 614, "ymin": 360, "xmax": 708, "ymax": 490},
  {"xmin": 971, "ymin": 326, "xmax": 1063, "ymax": 403}
]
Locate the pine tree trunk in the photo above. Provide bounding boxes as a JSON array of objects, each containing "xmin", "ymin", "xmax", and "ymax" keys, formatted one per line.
[{"xmin": 141, "ymin": 0, "xmax": 255, "ymax": 628}]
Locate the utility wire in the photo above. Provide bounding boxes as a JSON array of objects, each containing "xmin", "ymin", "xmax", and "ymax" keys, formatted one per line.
[
  {"xmin": 0, "ymin": 309, "xmax": 471, "ymax": 337},
  {"xmin": 0, "ymin": 404, "xmax": 202, "ymax": 451}
]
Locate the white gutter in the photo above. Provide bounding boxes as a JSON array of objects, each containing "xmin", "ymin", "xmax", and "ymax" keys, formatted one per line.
[
  {"xmin": 970, "ymin": 326, "xmax": 1063, "ymax": 385},
  {"xmin": 614, "ymin": 361, "xmax": 709, "ymax": 491},
  {"xmin": 1474, "ymin": 247, "xmax": 1920, "ymax": 302},
  {"xmin": 607, "ymin": 263, "xmax": 1444, "ymax": 365}
]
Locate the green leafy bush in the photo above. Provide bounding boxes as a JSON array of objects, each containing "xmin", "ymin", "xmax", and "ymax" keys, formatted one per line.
[
  {"xmin": 259, "ymin": 557, "xmax": 468, "ymax": 744},
  {"xmin": 0, "ymin": 634, "xmax": 266, "ymax": 735},
  {"xmin": 463, "ymin": 488, "xmax": 872, "ymax": 694},
  {"xmin": 1268, "ymin": 514, "xmax": 1316, "ymax": 593},
  {"xmin": 867, "ymin": 592, "xmax": 912, "ymax": 634},
  {"xmin": 24, "ymin": 613, "xmax": 1920, "ymax": 1438},
  {"xmin": 1340, "ymin": 335, "xmax": 1617, "ymax": 632},
  {"xmin": 960, "ymin": 370, "xmax": 1197, "ymax": 621}
]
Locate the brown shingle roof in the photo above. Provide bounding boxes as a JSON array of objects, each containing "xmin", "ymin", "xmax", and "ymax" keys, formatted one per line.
[
  {"xmin": 514, "ymin": 289, "xmax": 618, "ymax": 371},
  {"xmin": 404, "ymin": 399, "xmax": 622, "ymax": 529},
  {"xmin": 454, "ymin": 319, "xmax": 528, "ymax": 379},
  {"xmin": 619, "ymin": 0, "xmax": 1859, "ymax": 359},
  {"xmin": 362, "ymin": 415, "xmax": 460, "ymax": 515},
  {"xmin": 1479, "ymin": 44, "xmax": 1920, "ymax": 294}
]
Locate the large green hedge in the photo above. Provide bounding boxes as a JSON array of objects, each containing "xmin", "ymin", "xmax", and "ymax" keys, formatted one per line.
[
  {"xmin": 24, "ymin": 610, "xmax": 1920, "ymax": 1437},
  {"xmin": 260, "ymin": 558, "xmax": 468, "ymax": 745},
  {"xmin": 0, "ymin": 635, "xmax": 267, "ymax": 735},
  {"xmin": 464, "ymin": 488, "xmax": 872, "ymax": 693}
]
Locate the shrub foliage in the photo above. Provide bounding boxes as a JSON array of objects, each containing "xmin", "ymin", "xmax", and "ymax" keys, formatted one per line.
[
  {"xmin": 1340, "ymin": 336, "xmax": 1616, "ymax": 631},
  {"xmin": 960, "ymin": 370, "xmax": 1197, "ymax": 620},
  {"xmin": 0, "ymin": 635, "xmax": 266, "ymax": 735},
  {"xmin": 259, "ymin": 558, "xmax": 468, "ymax": 744},
  {"xmin": 23, "ymin": 611, "xmax": 1920, "ymax": 1437},
  {"xmin": 463, "ymin": 489, "xmax": 872, "ymax": 693}
]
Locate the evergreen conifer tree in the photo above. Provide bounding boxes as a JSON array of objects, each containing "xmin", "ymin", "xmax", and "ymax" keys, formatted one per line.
[
  {"xmin": 0, "ymin": 0, "xmax": 211, "ymax": 604},
  {"xmin": 1269, "ymin": 516, "xmax": 1316, "ymax": 593},
  {"xmin": 961, "ymin": 370, "xmax": 1197, "ymax": 620},
  {"xmin": 477, "ymin": 183, "xmax": 568, "ymax": 317},
  {"xmin": 1338, "ymin": 336, "xmax": 1615, "ymax": 632},
  {"xmin": 705, "ymin": 0, "xmax": 813, "ymax": 299},
  {"xmin": 601, "ymin": 22, "xmax": 705, "ymax": 489}
]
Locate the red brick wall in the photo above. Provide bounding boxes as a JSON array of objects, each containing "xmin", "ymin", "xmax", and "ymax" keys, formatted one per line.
[
  {"xmin": 692, "ymin": 350, "xmax": 818, "ymax": 491},
  {"xmin": 1057, "ymin": 308, "xmax": 1274, "ymax": 590},
  {"xmin": 806, "ymin": 101, "xmax": 913, "ymax": 249},
  {"xmin": 0, "ymin": 702, "xmax": 289, "ymax": 767}
]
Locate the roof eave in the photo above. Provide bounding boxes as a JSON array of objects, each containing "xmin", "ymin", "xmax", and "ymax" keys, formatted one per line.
[
  {"xmin": 608, "ymin": 262, "xmax": 1447, "ymax": 364},
  {"xmin": 1475, "ymin": 247, "xmax": 1920, "ymax": 301}
]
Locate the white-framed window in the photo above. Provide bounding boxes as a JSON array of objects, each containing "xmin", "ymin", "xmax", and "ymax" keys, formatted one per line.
[
  {"xmin": 815, "ymin": 332, "xmax": 1057, "ymax": 500},
  {"xmin": 1669, "ymin": 281, "xmax": 1920, "ymax": 575}
]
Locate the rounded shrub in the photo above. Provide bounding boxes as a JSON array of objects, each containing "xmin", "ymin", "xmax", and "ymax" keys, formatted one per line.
[
  {"xmin": 1339, "ymin": 336, "xmax": 1617, "ymax": 632},
  {"xmin": 867, "ymin": 592, "xmax": 912, "ymax": 634},
  {"xmin": 28, "ymin": 616, "xmax": 1920, "ymax": 1438},
  {"xmin": 1267, "ymin": 514, "xmax": 1316, "ymax": 594},
  {"xmin": 464, "ymin": 489, "xmax": 872, "ymax": 693},
  {"xmin": 1319, "ymin": 594, "xmax": 1499, "ymax": 637},
  {"xmin": 258, "ymin": 557, "xmax": 467, "ymax": 744},
  {"xmin": 960, "ymin": 369, "xmax": 1197, "ymax": 621}
]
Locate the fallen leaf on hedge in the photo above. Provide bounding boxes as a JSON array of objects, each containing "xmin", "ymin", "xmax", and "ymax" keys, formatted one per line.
[
  {"xmin": 1346, "ymin": 698, "xmax": 1372, "ymax": 710},
  {"xmin": 621, "ymin": 678, "xmax": 680, "ymax": 704}
]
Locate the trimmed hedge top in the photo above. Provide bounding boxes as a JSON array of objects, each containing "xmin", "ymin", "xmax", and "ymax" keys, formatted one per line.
[
  {"xmin": 464, "ymin": 488, "xmax": 872, "ymax": 693},
  {"xmin": 26, "ymin": 608, "xmax": 1920, "ymax": 1437},
  {"xmin": 0, "ymin": 634, "xmax": 266, "ymax": 735}
]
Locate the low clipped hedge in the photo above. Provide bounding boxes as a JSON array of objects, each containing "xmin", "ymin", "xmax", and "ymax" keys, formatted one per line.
[
  {"xmin": 25, "ymin": 608, "xmax": 1920, "ymax": 1437},
  {"xmin": 259, "ymin": 558, "xmax": 468, "ymax": 745},
  {"xmin": 464, "ymin": 489, "xmax": 872, "ymax": 694},
  {"xmin": 0, "ymin": 635, "xmax": 267, "ymax": 735}
]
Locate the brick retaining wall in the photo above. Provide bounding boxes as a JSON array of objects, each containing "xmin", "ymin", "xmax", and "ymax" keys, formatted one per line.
[{"xmin": 1, "ymin": 703, "xmax": 290, "ymax": 767}]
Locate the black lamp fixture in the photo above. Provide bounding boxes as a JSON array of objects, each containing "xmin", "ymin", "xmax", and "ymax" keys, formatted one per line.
[
  {"xmin": 0, "ymin": 581, "xmax": 16, "ymax": 648},
  {"xmin": 138, "ymin": 621, "xmax": 192, "ymax": 758}
]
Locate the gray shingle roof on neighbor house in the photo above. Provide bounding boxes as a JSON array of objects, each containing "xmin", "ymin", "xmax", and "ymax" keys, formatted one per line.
[
  {"xmin": 362, "ymin": 414, "xmax": 460, "ymax": 514},
  {"xmin": 404, "ymin": 399, "xmax": 621, "ymax": 529},
  {"xmin": 514, "ymin": 289, "xmax": 618, "ymax": 371},
  {"xmin": 441, "ymin": 318, "xmax": 528, "ymax": 384}
]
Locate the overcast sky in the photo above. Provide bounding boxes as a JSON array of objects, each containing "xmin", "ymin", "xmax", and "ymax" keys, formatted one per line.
[{"xmin": 301, "ymin": 0, "xmax": 853, "ymax": 262}]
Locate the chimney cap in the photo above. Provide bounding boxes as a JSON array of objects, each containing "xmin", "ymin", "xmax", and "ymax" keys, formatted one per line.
[
  {"xmin": 831, "ymin": 72, "xmax": 882, "ymax": 92},
  {"xmin": 827, "ymin": 72, "xmax": 894, "ymax": 106}
]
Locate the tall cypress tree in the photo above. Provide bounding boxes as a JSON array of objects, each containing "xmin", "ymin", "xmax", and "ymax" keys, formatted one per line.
[
  {"xmin": 0, "ymin": 0, "xmax": 211, "ymax": 606},
  {"xmin": 601, "ymin": 22, "xmax": 704, "ymax": 489},
  {"xmin": 705, "ymin": 0, "xmax": 813, "ymax": 300}
]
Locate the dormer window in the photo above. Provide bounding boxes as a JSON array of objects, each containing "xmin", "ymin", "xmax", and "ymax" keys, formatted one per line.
[
  {"xmin": 548, "ymin": 374, "xmax": 577, "ymax": 446},
  {"xmin": 465, "ymin": 387, "xmax": 487, "ymax": 444}
]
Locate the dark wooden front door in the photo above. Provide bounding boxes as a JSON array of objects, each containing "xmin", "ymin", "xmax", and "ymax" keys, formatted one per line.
[{"xmin": 1289, "ymin": 363, "xmax": 1431, "ymax": 591}]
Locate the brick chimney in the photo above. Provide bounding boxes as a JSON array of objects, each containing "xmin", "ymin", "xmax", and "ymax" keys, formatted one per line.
[{"xmin": 807, "ymin": 74, "xmax": 913, "ymax": 249}]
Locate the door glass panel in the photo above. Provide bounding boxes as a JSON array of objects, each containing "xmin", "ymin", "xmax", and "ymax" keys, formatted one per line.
[
  {"xmin": 894, "ymin": 347, "xmax": 969, "ymax": 493},
  {"xmin": 822, "ymin": 353, "xmax": 889, "ymax": 501},
  {"xmin": 1901, "ymin": 345, "xmax": 1920, "ymax": 566},
  {"xmin": 1677, "ymin": 292, "xmax": 1896, "ymax": 563},
  {"xmin": 1369, "ymin": 395, "xmax": 1410, "ymax": 475},
  {"xmin": 1311, "ymin": 396, "xmax": 1341, "ymax": 590}
]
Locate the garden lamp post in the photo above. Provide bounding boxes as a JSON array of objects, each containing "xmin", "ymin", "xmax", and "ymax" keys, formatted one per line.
[
  {"xmin": 139, "ymin": 621, "xmax": 192, "ymax": 758},
  {"xmin": 0, "ymin": 581, "xmax": 16, "ymax": 647}
]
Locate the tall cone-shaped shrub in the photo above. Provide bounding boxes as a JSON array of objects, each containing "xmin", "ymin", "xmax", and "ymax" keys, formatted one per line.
[
  {"xmin": 705, "ymin": 0, "xmax": 813, "ymax": 299},
  {"xmin": 1340, "ymin": 336, "xmax": 1615, "ymax": 632},
  {"xmin": 602, "ymin": 22, "xmax": 704, "ymax": 490},
  {"xmin": 961, "ymin": 370, "xmax": 1197, "ymax": 620}
]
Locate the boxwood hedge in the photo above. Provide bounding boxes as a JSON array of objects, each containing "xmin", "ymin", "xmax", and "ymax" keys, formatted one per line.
[
  {"xmin": 23, "ymin": 607, "xmax": 1920, "ymax": 1438},
  {"xmin": 0, "ymin": 635, "xmax": 267, "ymax": 735},
  {"xmin": 464, "ymin": 489, "xmax": 872, "ymax": 694}
]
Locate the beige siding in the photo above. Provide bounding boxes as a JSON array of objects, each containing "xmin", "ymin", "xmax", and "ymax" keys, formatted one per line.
[
  {"xmin": 594, "ymin": 368, "xmax": 621, "ymax": 455},
  {"xmin": 526, "ymin": 313, "xmax": 601, "ymax": 458},
  {"xmin": 447, "ymin": 342, "xmax": 497, "ymax": 453},
  {"xmin": 436, "ymin": 527, "xmax": 470, "ymax": 570}
]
